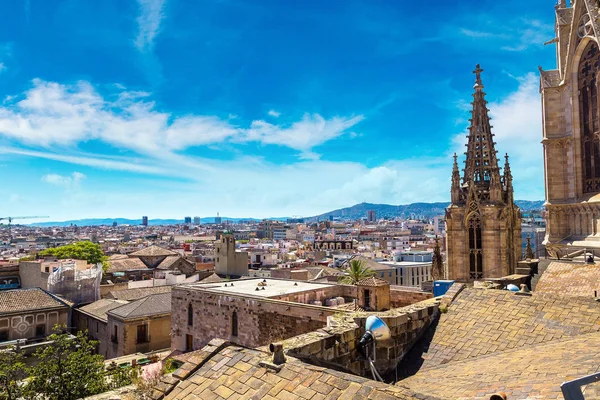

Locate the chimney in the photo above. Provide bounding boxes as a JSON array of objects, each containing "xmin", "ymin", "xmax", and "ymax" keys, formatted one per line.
[{"xmin": 269, "ymin": 342, "xmax": 286, "ymax": 365}]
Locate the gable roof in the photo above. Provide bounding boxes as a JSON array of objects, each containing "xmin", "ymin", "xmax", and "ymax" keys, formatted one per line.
[
  {"xmin": 535, "ymin": 261, "xmax": 600, "ymax": 297},
  {"xmin": 357, "ymin": 276, "xmax": 389, "ymax": 287},
  {"xmin": 107, "ymin": 257, "xmax": 148, "ymax": 273},
  {"xmin": 129, "ymin": 245, "xmax": 178, "ymax": 257},
  {"xmin": 156, "ymin": 255, "xmax": 193, "ymax": 270},
  {"xmin": 77, "ymin": 298, "xmax": 129, "ymax": 322},
  {"xmin": 108, "ymin": 292, "xmax": 171, "ymax": 319},
  {"xmin": 156, "ymin": 342, "xmax": 433, "ymax": 400},
  {"xmin": 0, "ymin": 288, "xmax": 70, "ymax": 315},
  {"xmin": 106, "ymin": 285, "xmax": 172, "ymax": 301}
]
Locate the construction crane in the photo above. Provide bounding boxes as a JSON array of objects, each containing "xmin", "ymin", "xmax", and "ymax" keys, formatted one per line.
[{"xmin": 0, "ymin": 216, "xmax": 49, "ymax": 236}]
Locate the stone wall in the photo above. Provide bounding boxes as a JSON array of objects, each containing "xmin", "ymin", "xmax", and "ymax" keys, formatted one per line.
[
  {"xmin": 389, "ymin": 286, "xmax": 433, "ymax": 308},
  {"xmin": 171, "ymin": 287, "xmax": 339, "ymax": 351},
  {"xmin": 283, "ymin": 300, "xmax": 439, "ymax": 377}
]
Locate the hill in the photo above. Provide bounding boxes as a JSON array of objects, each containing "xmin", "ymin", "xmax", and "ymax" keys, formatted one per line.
[{"xmin": 308, "ymin": 200, "xmax": 544, "ymax": 221}]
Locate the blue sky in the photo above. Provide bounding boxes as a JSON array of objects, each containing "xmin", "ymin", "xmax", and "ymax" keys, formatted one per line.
[{"xmin": 0, "ymin": 0, "xmax": 556, "ymax": 221}]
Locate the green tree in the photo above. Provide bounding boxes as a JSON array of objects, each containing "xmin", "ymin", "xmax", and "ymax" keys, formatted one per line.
[
  {"xmin": 0, "ymin": 347, "xmax": 27, "ymax": 400},
  {"xmin": 26, "ymin": 327, "xmax": 108, "ymax": 400},
  {"xmin": 39, "ymin": 241, "xmax": 110, "ymax": 273},
  {"xmin": 338, "ymin": 259, "xmax": 374, "ymax": 310}
]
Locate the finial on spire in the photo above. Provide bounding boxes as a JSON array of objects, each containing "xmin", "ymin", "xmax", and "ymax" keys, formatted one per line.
[
  {"xmin": 473, "ymin": 64, "xmax": 484, "ymax": 89},
  {"xmin": 524, "ymin": 235, "xmax": 535, "ymax": 260}
]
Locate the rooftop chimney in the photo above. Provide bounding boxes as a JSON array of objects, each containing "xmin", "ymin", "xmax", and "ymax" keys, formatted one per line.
[{"xmin": 269, "ymin": 342, "xmax": 286, "ymax": 365}]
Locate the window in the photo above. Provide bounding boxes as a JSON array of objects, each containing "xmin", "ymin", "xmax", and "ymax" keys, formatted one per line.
[
  {"xmin": 389, "ymin": 271, "xmax": 392, "ymax": 277},
  {"xmin": 35, "ymin": 324, "xmax": 46, "ymax": 338},
  {"xmin": 579, "ymin": 41, "xmax": 600, "ymax": 193},
  {"xmin": 0, "ymin": 330, "xmax": 8, "ymax": 342},
  {"xmin": 188, "ymin": 304, "xmax": 193, "ymax": 326},
  {"xmin": 136, "ymin": 324, "xmax": 148, "ymax": 344},
  {"xmin": 231, "ymin": 311, "xmax": 238, "ymax": 337},
  {"xmin": 468, "ymin": 217, "xmax": 483, "ymax": 280},
  {"xmin": 112, "ymin": 325, "xmax": 118, "ymax": 343},
  {"xmin": 380, "ymin": 272, "xmax": 384, "ymax": 278},
  {"xmin": 186, "ymin": 334, "xmax": 193, "ymax": 351}
]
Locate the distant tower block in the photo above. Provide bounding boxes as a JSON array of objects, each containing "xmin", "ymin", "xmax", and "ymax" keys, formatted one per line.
[
  {"xmin": 142, "ymin": 216, "xmax": 148, "ymax": 226},
  {"xmin": 215, "ymin": 212, "xmax": 222, "ymax": 225},
  {"xmin": 367, "ymin": 210, "xmax": 377, "ymax": 223},
  {"xmin": 445, "ymin": 65, "xmax": 521, "ymax": 282},
  {"xmin": 184, "ymin": 216, "xmax": 192, "ymax": 224},
  {"xmin": 193, "ymin": 216, "xmax": 201, "ymax": 225}
]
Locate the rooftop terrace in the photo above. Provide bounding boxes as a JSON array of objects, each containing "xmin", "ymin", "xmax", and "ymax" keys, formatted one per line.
[{"xmin": 184, "ymin": 278, "xmax": 334, "ymax": 297}]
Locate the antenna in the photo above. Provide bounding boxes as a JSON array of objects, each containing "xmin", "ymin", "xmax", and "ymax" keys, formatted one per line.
[{"xmin": 358, "ymin": 316, "xmax": 391, "ymax": 382}]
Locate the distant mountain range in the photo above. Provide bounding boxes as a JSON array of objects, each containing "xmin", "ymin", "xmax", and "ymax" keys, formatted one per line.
[
  {"xmin": 26, "ymin": 217, "xmax": 285, "ymax": 228},
  {"xmin": 307, "ymin": 200, "xmax": 545, "ymax": 221},
  {"xmin": 24, "ymin": 200, "xmax": 545, "ymax": 227}
]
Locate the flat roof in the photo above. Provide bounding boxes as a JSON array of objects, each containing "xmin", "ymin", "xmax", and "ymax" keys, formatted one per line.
[
  {"xmin": 184, "ymin": 278, "xmax": 334, "ymax": 297},
  {"xmin": 380, "ymin": 261, "xmax": 432, "ymax": 267}
]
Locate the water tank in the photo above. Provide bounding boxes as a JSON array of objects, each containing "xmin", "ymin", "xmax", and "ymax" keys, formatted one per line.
[{"xmin": 433, "ymin": 280, "xmax": 455, "ymax": 297}]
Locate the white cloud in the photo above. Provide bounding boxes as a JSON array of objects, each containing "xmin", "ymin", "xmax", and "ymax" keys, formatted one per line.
[
  {"xmin": 42, "ymin": 172, "xmax": 86, "ymax": 187},
  {"xmin": 0, "ymin": 63, "xmax": 5, "ymax": 73},
  {"xmin": 268, "ymin": 109, "xmax": 281, "ymax": 117},
  {"xmin": 242, "ymin": 113, "xmax": 364, "ymax": 155},
  {"xmin": 454, "ymin": 17, "xmax": 553, "ymax": 52},
  {"xmin": 0, "ymin": 79, "xmax": 362, "ymax": 157},
  {"xmin": 135, "ymin": 0, "xmax": 166, "ymax": 51}
]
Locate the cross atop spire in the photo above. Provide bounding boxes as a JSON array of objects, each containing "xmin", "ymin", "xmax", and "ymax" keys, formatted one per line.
[{"xmin": 473, "ymin": 64, "xmax": 484, "ymax": 89}]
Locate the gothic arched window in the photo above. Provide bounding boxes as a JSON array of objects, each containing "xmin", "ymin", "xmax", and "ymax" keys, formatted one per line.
[
  {"xmin": 468, "ymin": 217, "xmax": 483, "ymax": 280},
  {"xmin": 578, "ymin": 41, "xmax": 600, "ymax": 193},
  {"xmin": 231, "ymin": 311, "xmax": 238, "ymax": 337}
]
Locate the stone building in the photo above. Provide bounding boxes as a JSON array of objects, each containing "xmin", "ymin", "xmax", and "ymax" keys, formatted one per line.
[
  {"xmin": 0, "ymin": 288, "xmax": 71, "ymax": 344},
  {"xmin": 540, "ymin": 0, "xmax": 600, "ymax": 255},
  {"xmin": 214, "ymin": 234, "xmax": 248, "ymax": 277},
  {"xmin": 169, "ymin": 277, "xmax": 409, "ymax": 352},
  {"xmin": 445, "ymin": 65, "xmax": 521, "ymax": 282}
]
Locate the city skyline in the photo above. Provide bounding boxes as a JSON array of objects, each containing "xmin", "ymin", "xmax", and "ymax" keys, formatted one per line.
[{"xmin": 0, "ymin": 0, "xmax": 554, "ymax": 220}]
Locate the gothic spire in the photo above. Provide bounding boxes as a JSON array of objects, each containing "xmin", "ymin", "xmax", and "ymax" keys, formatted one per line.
[
  {"xmin": 451, "ymin": 153, "xmax": 462, "ymax": 203},
  {"xmin": 524, "ymin": 235, "xmax": 535, "ymax": 260},
  {"xmin": 503, "ymin": 153, "xmax": 514, "ymax": 203},
  {"xmin": 463, "ymin": 64, "xmax": 502, "ymax": 194}
]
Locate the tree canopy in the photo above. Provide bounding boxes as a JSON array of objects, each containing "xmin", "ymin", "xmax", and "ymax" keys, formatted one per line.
[
  {"xmin": 2, "ymin": 327, "xmax": 137, "ymax": 400},
  {"xmin": 39, "ymin": 241, "xmax": 109, "ymax": 272},
  {"xmin": 338, "ymin": 259, "xmax": 374, "ymax": 285}
]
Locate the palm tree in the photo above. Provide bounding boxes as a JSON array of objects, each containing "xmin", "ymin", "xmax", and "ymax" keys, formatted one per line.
[{"xmin": 338, "ymin": 258, "xmax": 375, "ymax": 310}]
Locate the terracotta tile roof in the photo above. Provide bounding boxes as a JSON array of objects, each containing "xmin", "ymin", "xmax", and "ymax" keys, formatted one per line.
[
  {"xmin": 357, "ymin": 276, "xmax": 389, "ymax": 287},
  {"xmin": 108, "ymin": 292, "xmax": 171, "ymax": 319},
  {"xmin": 0, "ymin": 288, "xmax": 70, "ymax": 315},
  {"xmin": 129, "ymin": 245, "xmax": 178, "ymax": 257},
  {"xmin": 155, "ymin": 341, "xmax": 437, "ymax": 400},
  {"xmin": 77, "ymin": 298, "xmax": 129, "ymax": 322},
  {"xmin": 535, "ymin": 261, "xmax": 600, "ymax": 298},
  {"xmin": 198, "ymin": 273, "xmax": 222, "ymax": 283},
  {"xmin": 412, "ymin": 287, "xmax": 600, "ymax": 369},
  {"xmin": 156, "ymin": 255, "xmax": 193, "ymax": 270},
  {"xmin": 106, "ymin": 285, "xmax": 172, "ymax": 301},
  {"xmin": 400, "ymin": 331, "xmax": 600, "ymax": 399},
  {"xmin": 107, "ymin": 257, "xmax": 148, "ymax": 273}
]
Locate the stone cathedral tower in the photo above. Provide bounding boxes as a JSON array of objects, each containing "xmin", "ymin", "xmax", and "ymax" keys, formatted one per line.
[
  {"xmin": 445, "ymin": 65, "xmax": 522, "ymax": 282},
  {"xmin": 540, "ymin": 0, "xmax": 600, "ymax": 256}
]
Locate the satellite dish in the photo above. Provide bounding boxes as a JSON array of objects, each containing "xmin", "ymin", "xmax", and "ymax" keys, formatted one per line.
[{"xmin": 507, "ymin": 284, "xmax": 519, "ymax": 292}]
